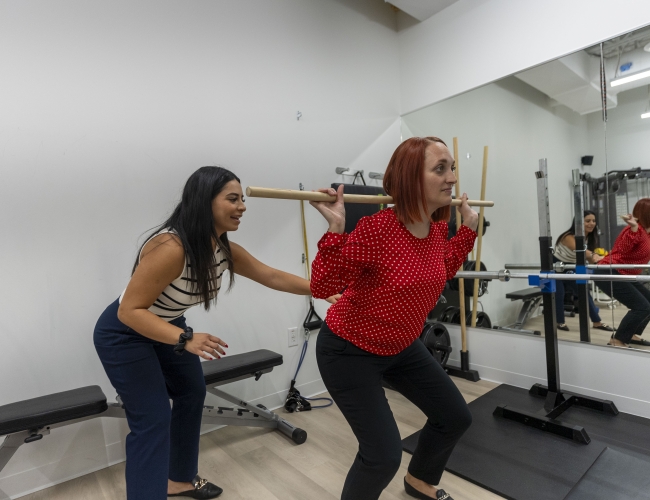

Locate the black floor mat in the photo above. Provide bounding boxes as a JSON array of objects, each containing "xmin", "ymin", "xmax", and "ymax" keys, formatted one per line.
[
  {"xmin": 402, "ymin": 384, "xmax": 650, "ymax": 500},
  {"xmin": 564, "ymin": 447, "xmax": 650, "ymax": 499}
]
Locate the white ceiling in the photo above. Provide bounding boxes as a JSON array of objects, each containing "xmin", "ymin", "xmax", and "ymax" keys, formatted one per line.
[{"xmin": 385, "ymin": 0, "xmax": 460, "ymax": 22}]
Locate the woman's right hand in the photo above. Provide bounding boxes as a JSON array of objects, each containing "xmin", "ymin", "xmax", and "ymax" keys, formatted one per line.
[
  {"xmin": 185, "ymin": 333, "xmax": 228, "ymax": 360},
  {"xmin": 309, "ymin": 185, "xmax": 346, "ymax": 234},
  {"xmin": 622, "ymin": 213, "xmax": 639, "ymax": 232}
]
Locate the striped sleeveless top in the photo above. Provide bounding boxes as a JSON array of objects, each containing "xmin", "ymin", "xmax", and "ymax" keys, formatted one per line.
[
  {"xmin": 554, "ymin": 241, "xmax": 576, "ymax": 264},
  {"xmin": 119, "ymin": 229, "xmax": 229, "ymax": 321}
]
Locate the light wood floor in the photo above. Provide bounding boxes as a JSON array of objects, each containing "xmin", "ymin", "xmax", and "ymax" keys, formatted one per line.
[
  {"xmin": 20, "ymin": 378, "xmax": 502, "ymax": 500},
  {"xmin": 523, "ymin": 298, "xmax": 650, "ymax": 352}
]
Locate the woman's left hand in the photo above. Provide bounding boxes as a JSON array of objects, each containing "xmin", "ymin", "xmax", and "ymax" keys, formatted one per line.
[
  {"xmin": 325, "ymin": 294, "xmax": 342, "ymax": 304},
  {"xmin": 459, "ymin": 193, "xmax": 479, "ymax": 232}
]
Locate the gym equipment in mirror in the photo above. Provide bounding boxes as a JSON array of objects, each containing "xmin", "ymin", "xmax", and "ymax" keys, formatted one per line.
[{"xmin": 401, "ymin": 23, "xmax": 650, "ymax": 354}]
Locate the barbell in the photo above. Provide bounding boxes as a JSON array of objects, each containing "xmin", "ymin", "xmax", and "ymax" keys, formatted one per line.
[{"xmin": 456, "ymin": 270, "xmax": 650, "ymax": 283}]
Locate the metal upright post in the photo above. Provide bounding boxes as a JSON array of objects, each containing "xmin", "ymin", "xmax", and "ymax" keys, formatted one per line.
[
  {"xmin": 535, "ymin": 159, "xmax": 564, "ymax": 410},
  {"xmin": 572, "ymin": 169, "xmax": 591, "ymax": 343},
  {"xmin": 493, "ymin": 159, "xmax": 618, "ymax": 445}
]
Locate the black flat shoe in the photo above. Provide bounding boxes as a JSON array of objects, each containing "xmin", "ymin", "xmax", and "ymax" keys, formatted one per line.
[
  {"xmin": 168, "ymin": 476, "xmax": 223, "ymax": 499},
  {"xmin": 593, "ymin": 323, "xmax": 614, "ymax": 332},
  {"xmin": 404, "ymin": 478, "xmax": 453, "ymax": 499},
  {"xmin": 630, "ymin": 337, "xmax": 650, "ymax": 346},
  {"xmin": 557, "ymin": 324, "xmax": 570, "ymax": 331}
]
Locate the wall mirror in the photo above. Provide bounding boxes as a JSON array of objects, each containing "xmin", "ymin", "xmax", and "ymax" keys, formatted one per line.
[{"xmin": 402, "ymin": 23, "xmax": 650, "ymax": 353}]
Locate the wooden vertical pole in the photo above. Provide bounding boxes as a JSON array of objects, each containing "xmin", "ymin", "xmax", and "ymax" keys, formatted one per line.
[
  {"xmin": 453, "ymin": 138, "xmax": 467, "ymax": 353},
  {"xmin": 471, "ymin": 146, "xmax": 489, "ymax": 327}
]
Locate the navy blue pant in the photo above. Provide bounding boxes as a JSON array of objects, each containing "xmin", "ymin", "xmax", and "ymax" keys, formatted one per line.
[
  {"xmin": 94, "ymin": 299, "xmax": 206, "ymax": 500},
  {"xmin": 316, "ymin": 323, "xmax": 472, "ymax": 500},
  {"xmin": 554, "ymin": 278, "xmax": 601, "ymax": 324},
  {"xmin": 595, "ymin": 269, "xmax": 650, "ymax": 343},
  {"xmin": 552, "ymin": 257, "xmax": 601, "ymax": 324}
]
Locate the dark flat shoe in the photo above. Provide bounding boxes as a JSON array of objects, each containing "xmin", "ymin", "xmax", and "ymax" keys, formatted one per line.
[
  {"xmin": 404, "ymin": 477, "xmax": 453, "ymax": 499},
  {"xmin": 593, "ymin": 323, "xmax": 614, "ymax": 332},
  {"xmin": 630, "ymin": 337, "xmax": 650, "ymax": 346},
  {"xmin": 557, "ymin": 324, "xmax": 570, "ymax": 331},
  {"xmin": 168, "ymin": 476, "xmax": 223, "ymax": 499}
]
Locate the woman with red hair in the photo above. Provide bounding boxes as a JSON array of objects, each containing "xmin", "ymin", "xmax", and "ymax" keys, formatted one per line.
[
  {"xmin": 309, "ymin": 137, "xmax": 478, "ymax": 500},
  {"xmin": 595, "ymin": 198, "xmax": 650, "ymax": 347}
]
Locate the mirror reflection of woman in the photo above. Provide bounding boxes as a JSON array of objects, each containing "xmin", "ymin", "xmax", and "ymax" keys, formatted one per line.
[
  {"xmin": 595, "ymin": 199, "xmax": 650, "ymax": 348},
  {"xmin": 553, "ymin": 211, "xmax": 613, "ymax": 332}
]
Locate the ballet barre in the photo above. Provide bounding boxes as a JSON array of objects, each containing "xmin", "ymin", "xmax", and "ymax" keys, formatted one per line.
[{"xmin": 245, "ymin": 186, "xmax": 494, "ymax": 207}]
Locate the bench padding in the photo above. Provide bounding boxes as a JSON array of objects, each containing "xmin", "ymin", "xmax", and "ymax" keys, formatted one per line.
[
  {"xmin": 202, "ymin": 349, "xmax": 283, "ymax": 386},
  {"xmin": 506, "ymin": 287, "xmax": 543, "ymax": 300},
  {"xmin": 0, "ymin": 350, "xmax": 282, "ymax": 437},
  {"xmin": 0, "ymin": 386, "xmax": 107, "ymax": 437}
]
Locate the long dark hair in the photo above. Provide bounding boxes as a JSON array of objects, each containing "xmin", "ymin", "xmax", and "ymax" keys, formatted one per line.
[
  {"xmin": 556, "ymin": 210, "xmax": 599, "ymax": 251},
  {"xmin": 133, "ymin": 166, "xmax": 240, "ymax": 310}
]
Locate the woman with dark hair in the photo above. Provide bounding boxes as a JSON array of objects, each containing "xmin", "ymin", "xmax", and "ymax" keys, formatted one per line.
[
  {"xmin": 596, "ymin": 198, "xmax": 650, "ymax": 347},
  {"xmin": 553, "ymin": 210, "xmax": 612, "ymax": 332},
  {"xmin": 94, "ymin": 166, "xmax": 337, "ymax": 499},
  {"xmin": 309, "ymin": 137, "xmax": 478, "ymax": 500}
]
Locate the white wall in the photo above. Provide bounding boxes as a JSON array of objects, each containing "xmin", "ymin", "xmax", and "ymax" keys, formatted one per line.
[
  {"xmin": 398, "ymin": 0, "xmax": 650, "ymax": 114},
  {"xmin": 0, "ymin": 1, "xmax": 401, "ymax": 497},
  {"xmin": 401, "ymin": 77, "xmax": 590, "ymax": 326}
]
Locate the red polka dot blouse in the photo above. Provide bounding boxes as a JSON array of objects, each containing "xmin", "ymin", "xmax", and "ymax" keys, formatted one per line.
[
  {"xmin": 310, "ymin": 208, "xmax": 477, "ymax": 356},
  {"xmin": 598, "ymin": 226, "xmax": 650, "ymax": 275}
]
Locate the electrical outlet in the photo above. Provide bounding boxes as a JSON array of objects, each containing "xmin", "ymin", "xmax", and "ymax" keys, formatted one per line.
[{"xmin": 288, "ymin": 327, "xmax": 299, "ymax": 347}]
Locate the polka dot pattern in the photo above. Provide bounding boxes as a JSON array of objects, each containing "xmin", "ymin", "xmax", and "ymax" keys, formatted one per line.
[
  {"xmin": 310, "ymin": 208, "xmax": 477, "ymax": 356},
  {"xmin": 598, "ymin": 226, "xmax": 650, "ymax": 275}
]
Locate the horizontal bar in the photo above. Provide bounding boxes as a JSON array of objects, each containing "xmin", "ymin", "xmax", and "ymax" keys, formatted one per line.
[
  {"xmin": 455, "ymin": 270, "xmax": 650, "ymax": 283},
  {"xmin": 245, "ymin": 186, "xmax": 494, "ymax": 207},
  {"xmin": 506, "ymin": 263, "xmax": 650, "ymax": 270}
]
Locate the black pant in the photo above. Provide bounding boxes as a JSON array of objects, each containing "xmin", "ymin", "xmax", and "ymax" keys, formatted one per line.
[
  {"xmin": 316, "ymin": 323, "xmax": 472, "ymax": 500},
  {"xmin": 594, "ymin": 269, "xmax": 650, "ymax": 343}
]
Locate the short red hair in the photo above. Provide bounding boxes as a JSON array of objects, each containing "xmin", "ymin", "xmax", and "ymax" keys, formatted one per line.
[
  {"xmin": 383, "ymin": 136, "xmax": 451, "ymax": 225},
  {"xmin": 633, "ymin": 198, "xmax": 650, "ymax": 230}
]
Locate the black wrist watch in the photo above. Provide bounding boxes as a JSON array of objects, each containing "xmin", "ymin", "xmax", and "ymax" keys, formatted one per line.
[{"xmin": 173, "ymin": 326, "xmax": 194, "ymax": 356}]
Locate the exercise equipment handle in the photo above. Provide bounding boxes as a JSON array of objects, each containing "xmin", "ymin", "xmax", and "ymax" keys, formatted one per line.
[{"xmin": 245, "ymin": 187, "xmax": 494, "ymax": 207}]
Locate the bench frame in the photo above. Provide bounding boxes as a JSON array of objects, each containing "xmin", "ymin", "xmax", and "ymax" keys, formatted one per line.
[
  {"xmin": 0, "ymin": 355, "xmax": 305, "ymax": 479},
  {"xmin": 494, "ymin": 287, "xmax": 543, "ymax": 336}
]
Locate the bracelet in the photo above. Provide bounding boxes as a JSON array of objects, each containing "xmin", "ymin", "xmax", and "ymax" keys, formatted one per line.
[{"xmin": 173, "ymin": 326, "xmax": 194, "ymax": 356}]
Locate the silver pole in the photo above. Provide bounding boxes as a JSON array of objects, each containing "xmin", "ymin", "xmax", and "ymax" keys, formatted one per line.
[
  {"xmin": 504, "ymin": 263, "xmax": 650, "ymax": 271},
  {"xmin": 455, "ymin": 270, "xmax": 650, "ymax": 283},
  {"xmin": 535, "ymin": 159, "xmax": 551, "ymax": 238}
]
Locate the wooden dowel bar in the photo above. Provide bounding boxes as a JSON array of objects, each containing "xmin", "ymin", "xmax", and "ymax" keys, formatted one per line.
[{"xmin": 245, "ymin": 187, "xmax": 494, "ymax": 207}]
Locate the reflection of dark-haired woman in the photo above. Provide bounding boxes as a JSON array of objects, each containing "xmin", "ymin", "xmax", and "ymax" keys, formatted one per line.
[
  {"xmin": 94, "ymin": 167, "xmax": 337, "ymax": 499},
  {"xmin": 553, "ymin": 211, "xmax": 612, "ymax": 332},
  {"xmin": 310, "ymin": 137, "xmax": 478, "ymax": 500},
  {"xmin": 595, "ymin": 198, "xmax": 650, "ymax": 347}
]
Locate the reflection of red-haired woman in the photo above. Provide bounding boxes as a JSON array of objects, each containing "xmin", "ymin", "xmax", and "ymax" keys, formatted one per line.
[
  {"xmin": 309, "ymin": 137, "xmax": 478, "ymax": 500},
  {"xmin": 595, "ymin": 198, "xmax": 650, "ymax": 347}
]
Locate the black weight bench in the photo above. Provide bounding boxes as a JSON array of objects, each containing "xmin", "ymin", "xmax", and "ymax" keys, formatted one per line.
[
  {"xmin": 494, "ymin": 287, "xmax": 542, "ymax": 336},
  {"xmin": 0, "ymin": 349, "xmax": 305, "ymax": 477}
]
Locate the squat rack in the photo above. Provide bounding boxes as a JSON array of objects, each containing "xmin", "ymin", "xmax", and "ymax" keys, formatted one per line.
[{"xmin": 455, "ymin": 159, "xmax": 629, "ymax": 444}]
